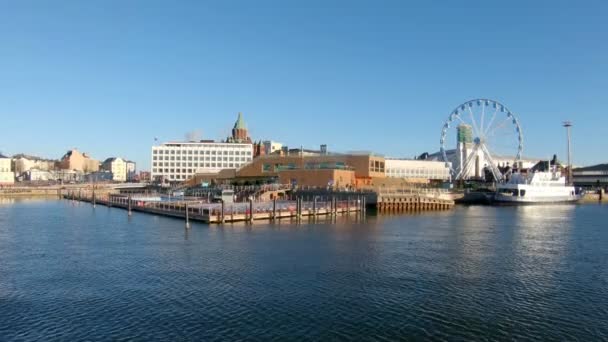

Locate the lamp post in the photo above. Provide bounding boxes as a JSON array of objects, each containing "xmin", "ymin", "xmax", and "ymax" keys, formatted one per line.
[{"xmin": 563, "ymin": 121, "xmax": 573, "ymax": 185}]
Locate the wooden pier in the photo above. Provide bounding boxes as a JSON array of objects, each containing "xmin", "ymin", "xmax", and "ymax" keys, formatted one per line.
[
  {"xmin": 377, "ymin": 189, "xmax": 454, "ymax": 212},
  {"xmin": 64, "ymin": 191, "xmax": 364, "ymax": 224}
]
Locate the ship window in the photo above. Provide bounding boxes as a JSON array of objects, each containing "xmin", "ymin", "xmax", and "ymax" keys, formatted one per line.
[{"xmin": 520, "ymin": 190, "xmax": 526, "ymax": 197}]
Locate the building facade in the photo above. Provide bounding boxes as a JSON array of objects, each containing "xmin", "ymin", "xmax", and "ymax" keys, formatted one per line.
[
  {"xmin": 385, "ymin": 159, "xmax": 451, "ymax": 182},
  {"xmin": 58, "ymin": 149, "xmax": 99, "ymax": 172},
  {"xmin": 13, "ymin": 155, "xmax": 56, "ymax": 174},
  {"xmin": 126, "ymin": 160, "xmax": 137, "ymax": 181},
  {"xmin": 151, "ymin": 142, "xmax": 254, "ymax": 182},
  {"xmin": 573, "ymin": 164, "xmax": 608, "ymax": 188},
  {"xmin": 263, "ymin": 140, "xmax": 283, "ymax": 155},
  {"xmin": 0, "ymin": 154, "xmax": 15, "ymax": 185},
  {"xmin": 102, "ymin": 157, "xmax": 128, "ymax": 182}
]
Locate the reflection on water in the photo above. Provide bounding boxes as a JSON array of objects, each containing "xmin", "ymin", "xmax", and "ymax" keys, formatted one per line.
[{"xmin": 0, "ymin": 200, "xmax": 607, "ymax": 340}]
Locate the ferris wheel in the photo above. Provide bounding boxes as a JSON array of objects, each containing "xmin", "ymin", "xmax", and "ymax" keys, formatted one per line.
[{"xmin": 440, "ymin": 99, "xmax": 523, "ymax": 182}]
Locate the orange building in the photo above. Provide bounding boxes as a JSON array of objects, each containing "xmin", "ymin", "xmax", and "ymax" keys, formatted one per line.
[{"xmin": 58, "ymin": 149, "xmax": 100, "ymax": 173}]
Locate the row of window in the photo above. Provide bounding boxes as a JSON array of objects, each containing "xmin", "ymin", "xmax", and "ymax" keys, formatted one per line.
[
  {"xmin": 153, "ymin": 161, "xmax": 246, "ymax": 168},
  {"xmin": 153, "ymin": 156, "xmax": 251, "ymax": 162},
  {"xmin": 153, "ymin": 149, "xmax": 251, "ymax": 155},
  {"xmin": 152, "ymin": 163, "xmax": 241, "ymax": 174}
]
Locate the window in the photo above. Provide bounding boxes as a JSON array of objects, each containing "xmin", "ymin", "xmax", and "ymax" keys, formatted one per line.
[{"xmin": 263, "ymin": 164, "xmax": 271, "ymax": 172}]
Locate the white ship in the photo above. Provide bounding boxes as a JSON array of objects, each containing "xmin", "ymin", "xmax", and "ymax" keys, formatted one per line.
[{"xmin": 494, "ymin": 169, "xmax": 580, "ymax": 204}]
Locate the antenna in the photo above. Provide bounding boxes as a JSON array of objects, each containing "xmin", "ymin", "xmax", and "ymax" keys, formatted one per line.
[{"xmin": 562, "ymin": 121, "xmax": 572, "ymax": 185}]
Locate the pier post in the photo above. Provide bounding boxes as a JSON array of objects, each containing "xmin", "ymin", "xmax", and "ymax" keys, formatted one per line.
[
  {"xmin": 249, "ymin": 199, "xmax": 254, "ymax": 223},
  {"xmin": 92, "ymin": 189, "xmax": 96, "ymax": 208},
  {"xmin": 346, "ymin": 196, "xmax": 350, "ymax": 215},
  {"xmin": 220, "ymin": 200, "xmax": 225, "ymax": 223},
  {"xmin": 363, "ymin": 195, "xmax": 366, "ymax": 216},
  {"xmin": 313, "ymin": 196, "xmax": 317, "ymax": 216},
  {"xmin": 297, "ymin": 197, "xmax": 302, "ymax": 220},
  {"xmin": 185, "ymin": 203, "xmax": 191, "ymax": 229},
  {"xmin": 128, "ymin": 195, "xmax": 132, "ymax": 216},
  {"xmin": 272, "ymin": 198, "xmax": 277, "ymax": 220}
]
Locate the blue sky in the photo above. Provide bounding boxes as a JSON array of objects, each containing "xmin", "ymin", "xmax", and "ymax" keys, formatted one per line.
[{"xmin": 1, "ymin": 1, "xmax": 607, "ymax": 170}]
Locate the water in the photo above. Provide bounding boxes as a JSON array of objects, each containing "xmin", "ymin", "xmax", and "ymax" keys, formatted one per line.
[{"xmin": 1, "ymin": 199, "xmax": 607, "ymax": 341}]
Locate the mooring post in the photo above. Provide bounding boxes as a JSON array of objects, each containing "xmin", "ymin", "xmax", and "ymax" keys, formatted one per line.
[
  {"xmin": 185, "ymin": 203, "xmax": 191, "ymax": 229},
  {"xmin": 249, "ymin": 198, "xmax": 254, "ymax": 223},
  {"xmin": 92, "ymin": 189, "xmax": 96, "ymax": 208},
  {"xmin": 362, "ymin": 195, "xmax": 367, "ymax": 216},
  {"xmin": 296, "ymin": 197, "xmax": 301, "ymax": 219},
  {"xmin": 220, "ymin": 200, "xmax": 225, "ymax": 223},
  {"xmin": 346, "ymin": 196, "xmax": 350, "ymax": 214},
  {"xmin": 313, "ymin": 196, "xmax": 317, "ymax": 216},
  {"xmin": 272, "ymin": 198, "xmax": 277, "ymax": 220},
  {"xmin": 128, "ymin": 194, "xmax": 132, "ymax": 216}
]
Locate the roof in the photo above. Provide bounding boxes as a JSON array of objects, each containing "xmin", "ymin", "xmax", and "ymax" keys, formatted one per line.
[
  {"xmin": 233, "ymin": 112, "xmax": 246, "ymax": 130},
  {"xmin": 574, "ymin": 163, "xmax": 608, "ymax": 171}
]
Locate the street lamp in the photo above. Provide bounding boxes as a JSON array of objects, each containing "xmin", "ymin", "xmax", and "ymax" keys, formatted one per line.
[{"xmin": 563, "ymin": 121, "xmax": 573, "ymax": 185}]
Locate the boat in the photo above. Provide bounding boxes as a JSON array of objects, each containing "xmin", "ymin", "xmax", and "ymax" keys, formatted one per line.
[{"xmin": 494, "ymin": 168, "xmax": 580, "ymax": 204}]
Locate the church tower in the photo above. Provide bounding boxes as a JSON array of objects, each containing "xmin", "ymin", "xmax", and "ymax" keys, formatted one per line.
[{"xmin": 227, "ymin": 112, "xmax": 252, "ymax": 143}]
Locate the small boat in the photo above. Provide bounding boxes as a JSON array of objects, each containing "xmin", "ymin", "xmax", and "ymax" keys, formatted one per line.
[{"xmin": 494, "ymin": 169, "xmax": 580, "ymax": 204}]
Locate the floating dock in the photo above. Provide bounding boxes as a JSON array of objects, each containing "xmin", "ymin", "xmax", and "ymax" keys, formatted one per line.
[{"xmin": 64, "ymin": 192, "xmax": 365, "ymax": 224}]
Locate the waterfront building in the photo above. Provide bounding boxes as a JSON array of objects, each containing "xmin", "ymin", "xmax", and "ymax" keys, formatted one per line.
[
  {"xmin": 101, "ymin": 157, "xmax": 128, "ymax": 182},
  {"xmin": 12, "ymin": 154, "xmax": 57, "ymax": 174},
  {"xmin": 385, "ymin": 159, "xmax": 451, "ymax": 183},
  {"xmin": 54, "ymin": 169, "xmax": 84, "ymax": 183},
  {"xmin": 187, "ymin": 151, "xmax": 385, "ymax": 189},
  {"xmin": 0, "ymin": 153, "xmax": 15, "ymax": 185},
  {"xmin": 151, "ymin": 141, "xmax": 254, "ymax": 182},
  {"xmin": 23, "ymin": 169, "xmax": 55, "ymax": 182},
  {"xmin": 84, "ymin": 170, "xmax": 114, "ymax": 183},
  {"xmin": 58, "ymin": 149, "xmax": 100, "ymax": 173},
  {"xmin": 573, "ymin": 164, "xmax": 608, "ymax": 188}
]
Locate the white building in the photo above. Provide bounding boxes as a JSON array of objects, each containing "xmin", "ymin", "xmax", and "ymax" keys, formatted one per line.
[
  {"xmin": 0, "ymin": 153, "xmax": 15, "ymax": 185},
  {"xmin": 101, "ymin": 157, "xmax": 127, "ymax": 182},
  {"xmin": 25, "ymin": 169, "xmax": 55, "ymax": 182},
  {"xmin": 13, "ymin": 155, "xmax": 56, "ymax": 174},
  {"xmin": 126, "ymin": 160, "xmax": 137, "ymax": 181},
  {"xmin": 151, "ymin": 141, "xmax": 253, "ymax": 182},
  {"xmin": 263, "ymin": 140, "xmax": 283, "ymax": 155},
  {"xmin": 385, "ymin": 158, "xmax": 451, "ymax": 181}
]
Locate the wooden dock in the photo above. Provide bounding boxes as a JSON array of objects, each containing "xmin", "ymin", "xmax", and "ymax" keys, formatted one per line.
[
  {"xmin": 64, "ymin": 191, "xmax": 364, "ymax": 224},
  {"xmin": 377, "ymin": 189, "xmax": 454, "ymax": 212}
]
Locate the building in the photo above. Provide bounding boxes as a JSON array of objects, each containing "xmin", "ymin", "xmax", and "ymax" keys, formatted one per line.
[
  {"xmin": 151, "ymin": 141, "xmax": 254, "ymax": 182},
  {"xmin": 263, "ymin": 141, "xmax": 283, "ymax": 155},
  {"xmin": 84, "ymin": 171, "xmax": 114, "ymax": 183},
  {"xmin": 12, "ymin": 154, "xmax": 56, "ymax": 174},
  {"xmin": 188, "ymin": 151, "xmax": 385, "ymax": 189},
  {"xmin": 126, "ymin": 160, "xmax": 137, "ymax": 181},
  {"xmin": 54, "ymin": 169, "xmax": 84, "ymax": 183},
  {"xmin": 573, "ymin": 164, "xmax": 608, "ymax": 188},
  {"xmin": 58, "ymin": 149, "xmax": 99, "ymax": 173},
  {"xmin": 0, "ymin": 153, "xmax": 15, "ymax": 185},
  {"xmin": 23, "ymin": 169, "xmax": 55, "ymax": 182},
  {"xmin": 385, "ymin": 159, "xmax": 451, "ymax": 183},
  {"xmin": 226, "ymin": 112, "xmax": 252, "ymax": 144},
  {"xmin": 138, "ymin": 171, "xmax": 151, "ymax": 182},
  {"xmin": 101, "ymin": 157, "xmax": 128, "ymax": 182}
]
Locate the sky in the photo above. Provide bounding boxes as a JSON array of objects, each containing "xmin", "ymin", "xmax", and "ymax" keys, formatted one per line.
[{"xmin": 1, "ymin": 0, "xmax": 607, "ymax": 170}]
